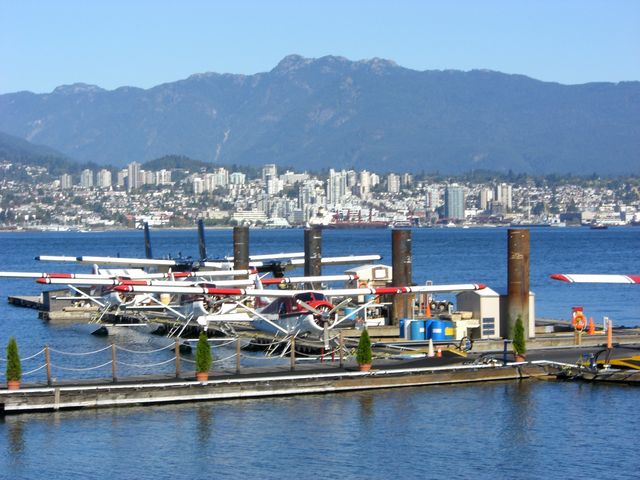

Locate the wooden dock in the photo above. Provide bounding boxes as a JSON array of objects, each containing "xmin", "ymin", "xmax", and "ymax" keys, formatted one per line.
[{"xmin": 0, "ymin": 363, "xmax": 547, "ymax": 414}]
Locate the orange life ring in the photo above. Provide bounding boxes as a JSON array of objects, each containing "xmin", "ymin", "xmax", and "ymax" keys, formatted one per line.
[
  {"xmin": 358, "ymin": 281, "xmax": 368, "ymax": 289},
  {"xmin": 574, "ymin": 312, "xmax": 586, "ymax": 331}
]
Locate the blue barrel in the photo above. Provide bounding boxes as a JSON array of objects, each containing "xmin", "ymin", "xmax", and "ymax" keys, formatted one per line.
[
  {"xmin": 424, "ymin": 319, "xmax": 434, "ymax": 339},
  {"xmin": 399, "ymin": 318, "xmax": 407, "ymax": 338},
  {"xmin": 430, "ymin": 320, "xmax": 455, "ymax": 341},
  {"xmin": 410, "ymin": 320, "xmax": 426, "ymax": 340}
]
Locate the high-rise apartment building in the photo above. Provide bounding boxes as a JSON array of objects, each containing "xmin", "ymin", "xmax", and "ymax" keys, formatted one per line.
[{"xmin": 445, "ymin": 184, "xmax": 466, "ymax": 220}]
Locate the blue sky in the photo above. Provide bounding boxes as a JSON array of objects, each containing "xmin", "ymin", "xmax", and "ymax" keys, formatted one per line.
[{"xmin": 1, "ymin": 0, "xmax": 638, "ymax": 94}]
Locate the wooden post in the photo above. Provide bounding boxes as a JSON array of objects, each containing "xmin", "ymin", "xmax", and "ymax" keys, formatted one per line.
[
  {"xmin": 290, "ymin": 337, "xmax": 296, "ymax": 371},
  {"xmin": 607, "ymin": 319, "xmax": 613, "ymax": 349},
  {"xmin": 175, "ymin": 339, "xmax": 181, "ymax": 378},
  {"xmin": 339, "ymin": 331, "xmax": 344, "ymax": 368},
  {"xmin": 45, "ymin": 345, "xmax": 52, "ymax": 386},
  {"xmin": 111, "ymin": 343, "xmax": 117, "ymax": 382},
  {"xmin": 236, "ymin": 338, "xmax": 241, "ymax": 374}
]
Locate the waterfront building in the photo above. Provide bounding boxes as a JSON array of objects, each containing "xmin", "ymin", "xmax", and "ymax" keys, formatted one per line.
[
  {"xmin": 60, "ymin": 173, "xmax": 73, "ymax": 190},
  {"xmin": 97, "ymin": 169, "xmax": 112, "ymax": 188},
  {"xmin": 327, "ymin": 169, "xmax": 348, "ymax": 205},
  {"xmin": 387, "ymin": 173, "xmax": 400, "ymax": 193},
  {"xmin": 193, "ymin": 177, "xmax": 204, "ymax": 196},
  {"xmin": 401, "ymin": 173, "xmax": 413, "ymax": 188},
  {"xmin": 230, "ymin": 172, "xmax": 246, "ymax": 185},
  {"xmin": 495, "ymin": 183, "xmax": 513, "ymax": 211},
  {"xmin": 480, "ymin": 188, "xmax": 493, "ymax": 211},
  {"xmin": 116, "ymin": 169, "xmax": 127, "ymax": 188},
  {"xmin": 155, "ymin": 169, "xmax": 171, "ymax": 185},
  {"xmin": 80, "ymin": 169, "xmax": 94, "ymax": 188},
  {"xmin": 267, "ymin": 176, "xmax": 284, "ymax": 195},
  {"xmin": 358, "ymin": 170, "xmax": 371, "ymax": 198},
  {"xmin": 262, "ymin": 164, "xmax": 277, "ymax": 182},
  {"xmin": 445, "ymin": 184, "xmax": 466, "ymax": 220},
  {"xmin": 127, "ymin": 162, "xmax": 142, "ymax": 191}
]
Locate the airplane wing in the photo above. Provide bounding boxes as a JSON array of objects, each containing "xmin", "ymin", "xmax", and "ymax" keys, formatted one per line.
[
  {"xmin": 37, "ymin": 278, "xmax": 255, "ymax": 287},
  {"xmin": 550, "ymin": 274, "xmax": 640, "ymax": 284},
  {"xmin": 114, "ymin": 283, "xmax": 485, "ymax": 296},
  {"xmin": 261, "ymin": 274, "xmax": 358, "ymax": 285}
]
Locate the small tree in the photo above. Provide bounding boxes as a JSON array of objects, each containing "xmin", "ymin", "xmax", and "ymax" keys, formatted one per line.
[
  {"xmin": 512, "ymin": 315, "xmax": 526, "ymax": 355},
  {"xmin": 6, "ymin": 337, "xmax": 21, "ymax": 381},
  {"xmin": 356, "ymin": 329, "xmax": 372, "ymax": 365},
  {"xmin": 195, "ymin": 331, "xmax": 212, "ymax": 373}
]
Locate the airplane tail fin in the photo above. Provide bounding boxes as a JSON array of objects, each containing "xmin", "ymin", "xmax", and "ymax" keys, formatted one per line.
[
  {"xmin": 143, "ymin": 223, "xmax": 153, "ymax": 259},
  {"xmin": 197, "ymin": 219, "xmax": 207, "ymax": 260}
]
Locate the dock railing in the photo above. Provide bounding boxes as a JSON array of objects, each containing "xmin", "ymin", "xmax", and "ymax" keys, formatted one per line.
[{"xmin": 1, "ymin": 336, "xmax": 351, "ymax": 386}]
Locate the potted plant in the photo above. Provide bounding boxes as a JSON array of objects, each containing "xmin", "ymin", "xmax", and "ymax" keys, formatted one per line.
[
  {"xmin": 356, "ymin": 328, "xmax": 373, "ymax": 372},
  {"xmin": 195, "ymin": 331, "xmax": 212, "ymax": 381},
  {"xmin": 512, "ymin": 315, "xmax": 526, "ymax": 362},
  {"xmin": 6, "ymin": 336, "xmax": 21, "ymax": 390}
]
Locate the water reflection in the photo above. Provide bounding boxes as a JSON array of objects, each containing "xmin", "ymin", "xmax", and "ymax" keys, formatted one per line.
[
  {"xmin": 196, "ymin": 405, "xmax": 213, "ymax": 445},
  {"xmin": 5, "ymin": 417, "xmax": 25, "ymax": 464}
]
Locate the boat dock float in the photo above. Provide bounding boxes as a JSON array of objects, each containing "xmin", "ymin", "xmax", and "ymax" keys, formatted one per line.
[{"xmin": 0, "ymin": 363, "xmax": 546, "ymax": 415}]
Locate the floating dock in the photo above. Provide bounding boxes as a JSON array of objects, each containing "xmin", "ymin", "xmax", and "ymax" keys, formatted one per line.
[{"xmin": 0, "ymin": 362, "xmax": 547, "ymax": 414}]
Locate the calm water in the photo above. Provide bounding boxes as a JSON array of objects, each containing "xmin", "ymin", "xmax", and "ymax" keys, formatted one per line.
[{"xmin": 0, "ymin": 227, "xmax": 639, "ymax": 479}]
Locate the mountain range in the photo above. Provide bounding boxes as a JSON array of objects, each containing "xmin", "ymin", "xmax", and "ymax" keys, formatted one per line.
[{"xmin": 0, "ymin": 55, "xmax": 638, "ymax": 174}]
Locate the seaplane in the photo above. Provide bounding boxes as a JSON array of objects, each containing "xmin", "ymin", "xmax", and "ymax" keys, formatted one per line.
[
  {"xmin": 34, "ymin": 220, "xmax": 382, "ymax": 276},
  {"xmin": 550, "ymin": 274, "xmax": 640, "ymax": 284},
  {"xmin": 550, "ymin": 272, "xmax": 640, "ymax": 370},
  {"xmin": 114, "ymin": 280, "xmax": 487, "ymax": 347}
]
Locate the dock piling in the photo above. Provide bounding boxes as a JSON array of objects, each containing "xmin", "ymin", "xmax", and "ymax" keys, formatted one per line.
[
  {"xmin": 45, "ymin": 345, "xmax": 52, "ymax": 386},
  {"xmin": 391, "ymin": 228, "xmax": 412, "ymax": 325},
  {"xmin": 233, "ymin": 226, "xmax": 249, "ymax": 280},
  {"xmin": 304, "ymin": 226, "xmax": 322, "ymax": 280},
  {"xmin": 506, "ymin": 229, "xmax": 530, "ymax": 339},
  {"xmin": 111, "ymin": 343, "xmax": 117, "ymax": 383},
  {"xmin": 175, "ymin": 339, "xmax": 181, "ymax": 378}
]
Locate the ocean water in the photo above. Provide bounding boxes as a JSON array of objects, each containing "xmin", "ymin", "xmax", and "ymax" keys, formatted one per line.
[{"xmin": 0, "ymin": 227, "xmax": 639, "ymax": 479}]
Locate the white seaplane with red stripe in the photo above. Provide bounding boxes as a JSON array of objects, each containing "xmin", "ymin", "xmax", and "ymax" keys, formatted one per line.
[
  {"xmin": 550, "ymin": 274, "xmax": 640, "ymax": 284},
  {"xmin": 114, "ymin": 281, "xmax": 487, "ymax": 341}
]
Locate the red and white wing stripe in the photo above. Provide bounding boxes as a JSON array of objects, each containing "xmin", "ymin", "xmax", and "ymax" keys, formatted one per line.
[
  {"xmin": 114, "ymin": 283, "xmax": 485, "ymax": 296},
  {"xmin": 550, "ymin": 274, "xmax": 640, "ymax": 284}
]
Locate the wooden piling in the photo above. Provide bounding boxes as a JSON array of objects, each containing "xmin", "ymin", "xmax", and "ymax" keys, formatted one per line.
[
  {"xmin": 111, "ymin": 343, "xmax": 117, "ymax": 382},
  {"xmin": 506, "ymin": 229, "xmax": 530, "ymax": 339},
  {"xmin": 304, "ymin": 226, "xmax": 322, "ymax": 280},
  {"xmin": 233, "ymin": 226, "xmax": 249, "ymax": 280},
  {"xmin": 45, "ymin": 345, "xmax": 52, "ymax": 386},
  {"xmin": 290, "ymin": 337, "xmax": 296, "ymax": 371},
  {"xmin": 236, "ymin": 338, "xmax": 241, "ymax": 374},
  {"xmin": 175, "ymin": 339, "xmax": 181, "ymax": 378},
  {"xmin": 391, "ymin": 228, "xmax": 412, "ymax": 325}
]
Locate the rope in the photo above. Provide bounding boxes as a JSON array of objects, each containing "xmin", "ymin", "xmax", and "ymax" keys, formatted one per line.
[
  {"xmin": 52, "ymin": 360, "xmax": 113, "ymax": 372},
  {"xmin": 209, "ymin": 338, "xmax": 237, "ymax": 348},
  {"xmin": 180, "ymin": 358, "xmax": 196, "ymax": 364},
  {"xmin": 115, "ymin": 344, "xmax": 174, "ymax": 354},
  {"xmin": 212, "ymin": 353, "xmax": 238, "ymax": 364},
  {"xmin": 21, "ymin": 348, "xmax": 46, "ymax": 361},
  {"xmin": 0, "ymin": 349, "xmax": 45, "ymax": 362},
  {"xmin": 23, "ymin": 364, "xmax": 47, "ymax": 376},
  {"xmin": 117, "ymin": 357, "xmax": 177, "ymax": 368},
  {"xmin": 50, "ymin": 345, "xmax": 111, "ymax": 356},
  {"xmin": 247, "ymin": 338, "xmax": 289, "ymax": 348}
]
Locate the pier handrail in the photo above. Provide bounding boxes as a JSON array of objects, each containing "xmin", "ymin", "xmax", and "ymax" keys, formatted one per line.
[
  {"xmin": 117, "ymin": 357, "xmax": 177, "ymax": 369},
  {"xmin": 49, "ymin": 345, "xmax": 111, "ymax": 356},
  {"xmin": 53, "ymin": 360, "xmax": 113, "ymax": 372},
  {"xmin": 115, "ymin": 344, "xmax": 174, "ymax": 354}
]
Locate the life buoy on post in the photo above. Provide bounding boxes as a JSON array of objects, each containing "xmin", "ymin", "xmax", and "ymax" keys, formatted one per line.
[{"xmin": 574, "ymin": 312, "xmax": 586, "ymax": 331}]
